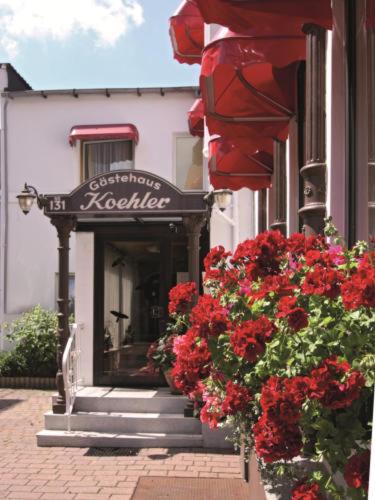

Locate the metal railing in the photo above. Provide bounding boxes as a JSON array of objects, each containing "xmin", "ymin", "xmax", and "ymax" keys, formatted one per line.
[{"xmin": 62, "ymin": 322, "xmax": 84, "ymax": 432}]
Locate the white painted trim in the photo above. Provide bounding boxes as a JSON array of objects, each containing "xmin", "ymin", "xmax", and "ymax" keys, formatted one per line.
[{"xmin": 75, "ymin": 232, "xmax": 94, "ymax": 386}]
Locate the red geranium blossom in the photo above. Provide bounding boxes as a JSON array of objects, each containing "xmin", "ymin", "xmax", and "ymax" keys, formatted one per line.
[
  {"xmin": 222, "ymin": 381, "xmax": 253, "ymax": 415},
  {"xmin": 302, "ymin": 264, "xmax": 344, "ymax": 299},
  {"xmin": 260, "ymin": 376, "xmax": 307, "ymax": 424},
  {"xmin": 168, "ymin": 282, "xmax": 197, "ymax": 314},
  {"xmin": 341, "ymin": 268, "xmax": 375, "ymax": 310},
  {"xmin": 171, "ymin": 327, "xmax": 212, "ymax": 396},
  {"xmin": 344, "ymin": 450, "xmax": 370, "ymax": 491},
  {"xmin": 189, "ymin": 295, "xmax": 230, "ymax": 338},
  {"xmin": 292, "ymin": 480, "xmax": 324, "ymax": 500},
  {"xmin": 230, "ymin": 317, "xmax": 276, "ymax": 363},
  {"xmin": 204, "ymin": 245, "xmax": 231, "ymax": 271},
  {"xmin": 253, "ymin": 415, "xmax": 303, "ymax": 463},
  {"xmin": 277, "ymin": 296, "xmax": 309, "ymax": 332},
  {"xmin": 200, "ymin": 395, "xmax": 225, "ymax": 429},
  {"xmin": 231, "ymin": 231, "xmax": 287, "ymax": 280},
  {"xmin": 308, "ymin": 356, "xmax": 366, "ymax": 409}
]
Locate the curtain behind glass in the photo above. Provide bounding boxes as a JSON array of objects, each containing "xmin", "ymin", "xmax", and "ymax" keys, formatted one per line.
[{"xmin": 84, "ymin": 140, "xmax": 133, "ymax": 179}]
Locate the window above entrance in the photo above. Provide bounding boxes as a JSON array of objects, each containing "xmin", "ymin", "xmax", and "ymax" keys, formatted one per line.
[
  {"xmin": 175, "ymin": 134, "xmax": 204, "ymax": 191},
  {"xmin": 83, "ymin": 140, "xmax": 134, "ymax": 180},
  {"xmin": 69, "ymin": 124, "xmax": 139, "ymax": 181}
]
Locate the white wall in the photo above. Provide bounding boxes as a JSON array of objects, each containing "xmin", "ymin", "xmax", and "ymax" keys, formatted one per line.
[
  {"xmin": 75, "ymin": 232, "xmax": 94, "ymax": 386},
  {"xmin": 3, "ymin": 90, "xmax": 195, "ymax": 324}
]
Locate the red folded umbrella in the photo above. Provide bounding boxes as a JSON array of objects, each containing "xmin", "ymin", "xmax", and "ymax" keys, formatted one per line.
[{"xmin": 169, "ymin": 0, "xmax": 204, "ymax": 65}]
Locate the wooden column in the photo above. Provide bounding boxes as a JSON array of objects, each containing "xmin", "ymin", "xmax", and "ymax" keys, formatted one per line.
[
  {"xmin": 299, "ymin": 24, "xmax": 327, "ymax": 236},
  {"xmin": 50, "ymin": 216, "xmax": 76, "ymax": 414},
  {"xmin": 368, "ymin": 27, "xmax": 375, "ymax": 238},
  {"xmin": 183, "ymin": 214, "xmax": 206, "ymax": 291},
  {"xmin": 270, "ymin": 139, "xmax": 287, "ymax": 235}
]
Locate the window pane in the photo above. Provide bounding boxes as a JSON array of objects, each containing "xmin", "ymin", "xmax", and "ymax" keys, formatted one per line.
[
  {"xmin": 176, "ymin": 136, "xmax": 203, "ymax": 190},
  {"xmin": 84, "ymin": 141, "xmax": 133, "ymax": 179}
]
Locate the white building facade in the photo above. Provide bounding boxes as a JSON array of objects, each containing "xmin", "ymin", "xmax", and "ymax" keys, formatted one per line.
[{"xmin": 0, "ymin": 64, "xmax": 253, "ymax": 400}]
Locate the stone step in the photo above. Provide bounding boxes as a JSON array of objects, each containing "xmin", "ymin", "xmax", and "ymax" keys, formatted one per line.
[
  {"xmin": 36, "ymin": 429, "xmax": 203, "ymax": 448},
  {"xmin": 44, "ymin": 411, "xmax": 202, "ymax": 434},
  {"xmin": 73, "ymin": 387, "xmax": 187, "ymax": 414}
]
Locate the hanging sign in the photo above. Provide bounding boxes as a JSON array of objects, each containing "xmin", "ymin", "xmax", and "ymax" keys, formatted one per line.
[{"xmin": 44, "ymin": 170, "xmax": 207, "ymax": 217}]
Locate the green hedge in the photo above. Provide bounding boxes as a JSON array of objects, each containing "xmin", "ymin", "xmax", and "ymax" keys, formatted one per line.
[{"xmin": 0, "ymin": 305, "xmax": 58, "ymax": 377}]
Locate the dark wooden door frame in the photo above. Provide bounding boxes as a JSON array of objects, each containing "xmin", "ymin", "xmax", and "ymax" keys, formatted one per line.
[{"xmin": 91, "ymin": 222, "xmax": 194, "ymax": 386}]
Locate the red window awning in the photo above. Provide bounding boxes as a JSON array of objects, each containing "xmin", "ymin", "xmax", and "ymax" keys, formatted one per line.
[
  {"xmin": 188, "ymin": 98, "xmax": 204, "ymax": 137},
  {"xmin": 200, "ymin": 29, "xmax": 304, "ymax": 142},
  {"xmin": 193, "ymin": 0, "xmax": 332, "ymax": 35},
  {"xmin": 69, "ymin": 124, "xmax": 139, "ymax": 146},
  {"xmin": 209, "ymin": 136, "xmax": 273, "ymax": 191},
  {"xmin": 169, "ymin": 0, "xmax": 204, "ymax": 65}
]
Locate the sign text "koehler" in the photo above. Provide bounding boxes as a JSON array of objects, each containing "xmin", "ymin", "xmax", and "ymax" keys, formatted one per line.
[{"xmin": 80, "ymin": 172, "xmax": 171, "ymax": 211}]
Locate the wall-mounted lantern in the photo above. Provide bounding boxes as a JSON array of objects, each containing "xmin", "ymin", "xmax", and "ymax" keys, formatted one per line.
[
  {"xmin": 204, "ymin": 188, "xmax": 233, "ymax": 212},
  {"xmin": 16, "ymin": 183, "xmax": 46, "ymax": 214}
]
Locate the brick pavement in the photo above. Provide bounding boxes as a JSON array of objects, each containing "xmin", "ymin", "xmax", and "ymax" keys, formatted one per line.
[{"xmin": 0, "ymin": 389, "xmax": 242, "ymax": 500}]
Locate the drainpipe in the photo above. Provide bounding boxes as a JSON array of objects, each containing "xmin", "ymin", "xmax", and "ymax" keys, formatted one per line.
[{"xmin": 0, "ymin": 94, "xmax": 9, "ymax": 350}]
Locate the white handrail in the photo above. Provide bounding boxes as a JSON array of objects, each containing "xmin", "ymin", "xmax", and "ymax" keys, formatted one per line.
[{"xmin": 62, "ymin": 322, "xmax": 84, "ymax": 432}]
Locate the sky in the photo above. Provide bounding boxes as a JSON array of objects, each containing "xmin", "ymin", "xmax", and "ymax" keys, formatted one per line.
[{"xmin": 0, "ymin": 0, "xmax": 200, "ymax": 90}]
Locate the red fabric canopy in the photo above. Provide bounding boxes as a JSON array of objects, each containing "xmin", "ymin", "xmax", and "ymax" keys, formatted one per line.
[
  {"xmin": 188, "ymin": 98, "xmax": 204, "ymax": 137},
  {"xmin": 209, "ymin": 137, "xmax": 273, "ymax": 191},
  {"xmin": 169, "ymin": 0, "xmax": 204, "ymax": 65},
  {"xmin": 200, "ymin": 30, "xmax": 304, "ymax": 142},
  {"xmin": 69, "ymin": 124, "xmax": 139, "ymax": 146},
  {"xmin": 193, "ymin": 0, "xmax": 332, "ymax": 34}
]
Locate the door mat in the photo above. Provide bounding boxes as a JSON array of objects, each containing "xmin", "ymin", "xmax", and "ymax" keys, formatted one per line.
[{"xmin": 131, "ymin": 477, "xmax": 250, "ymax": 500}]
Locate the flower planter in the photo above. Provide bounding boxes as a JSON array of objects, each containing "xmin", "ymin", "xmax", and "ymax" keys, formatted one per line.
[
  {"xmin": 163, "ymin": 369, "xmax": 182, "ymax": 395},
  {"xmin": 0, "ymin": 376, "xmax": 56, "ymax": 390}
]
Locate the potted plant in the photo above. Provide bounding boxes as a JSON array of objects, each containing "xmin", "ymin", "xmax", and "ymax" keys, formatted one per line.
[{"xmin": 170, "ymin": 220, "xmax": 375, "ymax": 499}]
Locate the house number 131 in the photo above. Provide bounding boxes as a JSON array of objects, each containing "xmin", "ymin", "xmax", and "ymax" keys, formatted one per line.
[{"xmin": 50, "ymin": 200, "xmax": 66, "ymax": 211}]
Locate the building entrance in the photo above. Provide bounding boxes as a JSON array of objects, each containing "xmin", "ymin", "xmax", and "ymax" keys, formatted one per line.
[{"xmin": 92, "ymin": 223, "xmax": 199, "ymax": 387}]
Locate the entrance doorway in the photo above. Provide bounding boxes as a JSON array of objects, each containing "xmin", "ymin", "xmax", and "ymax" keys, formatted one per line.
[{"xmin": 92, "ymin": 222, "xmax": 205, "ymax": 387}]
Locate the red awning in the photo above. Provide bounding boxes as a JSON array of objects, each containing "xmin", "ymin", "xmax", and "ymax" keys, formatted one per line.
[
  {"xmin": 200, "ymin": 30, "xmax": 304, "ymax": 142},
  {"xmin": 209, "ymin": 136, "xmax": 273, "ymax": 191},
  {"xmin": 169, "ymin": 0, "xmax": 204, "ymax": 65},
  {"xmin": 188, "ymin": 98, "xmax": 204, "ymax": 137},
  {"xmin": 69, "ymin": 124, "xmax": 139, "ymax": 146},
  {"xmin": 193, "ymin": 0, "xmax": 332, "ymax": 34}
]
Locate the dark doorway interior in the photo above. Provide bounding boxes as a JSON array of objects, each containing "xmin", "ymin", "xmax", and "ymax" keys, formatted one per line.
[{"xmin": 90, "ymin": 221, "xmax": 208, "ymax": 387}]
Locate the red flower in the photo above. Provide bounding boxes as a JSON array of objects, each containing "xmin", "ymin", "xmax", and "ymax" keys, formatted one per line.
[
  {"xmin": 190, "ymin": 295, "xmax": 230, "ymax": 338},
  {"xmin": 204, "ymin": 245, "xmax": 231, "ymax": 271},
  {"xmin": 171, "ymin": 328, "xmax": 212, "ymax": 396},
  {"xmin": 302, "ymin": 264, "xmax": 344, "ymax": 299},
  {"xmin": 344, "ymin": 450, "xmax": 370, "ymax": 491},
  {"xmin": 230, "ymin": 317, "xmax": 276, "ymax": 363},
  {"xmin": 341, "ymin": 268, "xmax": 375, "ymax": 310},
  {"xmin": 292, "ymin": 480, "xmax": 323, "ymax": 500},
  {"xmin": 200, "ymin": 395, "xmax": 225, "ymax": 429},
  {"xmin": 253, "ymin": 415, "xmax": 303, "ymax": 463},
  {"xmin": 260, "ymin": 376, "xmax": 306, "ymax": 424},
  {"xmin": 168, "ymin": 282, "xmax": 197, "ymax": 314},
  {"xmin": 277, "ymin": 296, "xmax": 309, "ymax": 332},
  {"xmin": 222, "ymin": 381, "xmax": 253, "ymax": 415},
  {"xmin": 308, "ymin": 356, "xmax": 366, "ymax": 409},
  {"xmin": 232, "ymin": 231, "xmax": 287, "ymax": 280}
]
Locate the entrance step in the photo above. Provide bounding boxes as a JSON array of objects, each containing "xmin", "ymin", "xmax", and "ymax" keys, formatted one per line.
[
  {"xmin": 73, "ymin": 387, "xmax": 187, "ymax": 413},
  {"xmin": 44, "ymin": 411, "xmax": 202, "ymax": 434},
  {"xmin": 37, "ymin": 430, "xmax": 203, "ymax": 448}
]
